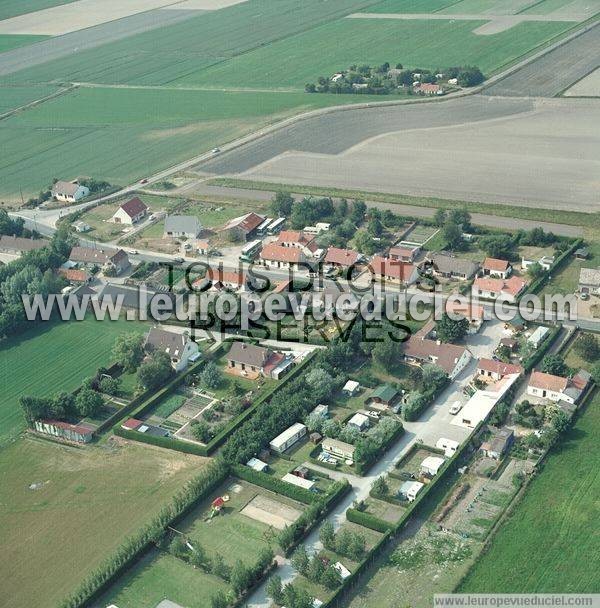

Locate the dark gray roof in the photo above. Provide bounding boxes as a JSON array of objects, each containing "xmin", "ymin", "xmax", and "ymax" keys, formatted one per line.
[
  {"xmin": 0, "ymin": 235, "xmax": 50, "ymax": 252},
  {"xmin": 428, "ymin": 252, "xmax": 479, "ymax": 277},
  {"xmin": 227, "ymin": 341, "xmax": 269, "ymax": 367},
  {"xmin": 145, "ymin": 327, "xmax": 188, "ymax": 356}
]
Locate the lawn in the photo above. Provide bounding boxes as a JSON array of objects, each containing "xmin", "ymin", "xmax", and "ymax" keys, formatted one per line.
[
  {"xmin": 0, "ymin": 316, "xmax": 147, "ymax": 447},
  {"xmin": 0, "ymin": 86, "xmax": 384, "ymax": 201},
  {"xmin": 177, "ymin": 18, "xmax": 576, "ymax": 89},
  {"xmin": 0, "ymin": 34, "xmax": 48, "ymax": 52},
  {"xmin": 542, "ymin": 240, "xmax": 600, "ymax": 295},
  {"xmin": 97, "ymin": 550, "xmax": 229, "ymax": 608},
  {"xmin": 0, "ymin": 437, "xmax": 209, "ymax": 608},
  {"xmin": 459, "ymin": 391, "xmax": 600, "ymax": 592}
]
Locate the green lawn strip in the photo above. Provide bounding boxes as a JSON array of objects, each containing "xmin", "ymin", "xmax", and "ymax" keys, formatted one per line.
[
  {"xmin": 0, "ymin": 316, "xmax": 148, "ymax": 447},
  {"xmin": 0, "ymin": 34, "xmax": 49, "ymax": 53},
  {"xmin": 459, "ymin": 392, "xmax": 600, "ymax": 593},
  {"xmin": 208, "ymin": 178, "xmax": 599, "ymax": 230}
]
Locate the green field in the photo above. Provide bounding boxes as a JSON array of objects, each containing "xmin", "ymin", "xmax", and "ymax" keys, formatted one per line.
[
  {"xmin": 365, "ymin": 0, "xmax": 464, "ymax": 13},
  {"xmin": 0, "ymin": 437, "xmax": 208, "ymax": 608},
  {"xmin": 0, "ymin": 34, "xmax": 48, "ymax": 52},
  {"xmin": 459, "ymin": 392, "xmax": 600, "ymax": 592},
  {"xmin": 0, "ymin": 316, "xmax": 147, "ymax": 446},
  {"xmin": 0, "ymin": 84, "xmax": 61, "ymax": 113},
  {"xmin": 0, "ymin": 86, "xmax": 385, "ymax": 200},
  {"xmin": 182, "ymin": 18, "xmax": 575, "ymax": 89},
  {"xmin": 97, "ymin": 550, "xmax": 229, "ymax": 608},
  {"xmin": 0, "ymin": 0, "xmax": 77, "ymax": 20}
]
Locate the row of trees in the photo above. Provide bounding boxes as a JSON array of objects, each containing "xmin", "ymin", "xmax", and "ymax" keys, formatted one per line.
[{"xmin": 20, "ymin": 386, "xmax": 104, "ymax": 424}]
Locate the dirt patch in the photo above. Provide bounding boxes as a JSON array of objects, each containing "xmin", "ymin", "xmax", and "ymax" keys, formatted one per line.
[{"xmin": 240, "ymin": 494, "xmax": 302, "ymax": 530}]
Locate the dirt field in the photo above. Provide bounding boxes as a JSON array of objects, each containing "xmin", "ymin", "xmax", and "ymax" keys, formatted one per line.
[
  {"xmin": 240, "ymin": 494, "xmax": 302, "ymax": 530},
  {"xmin": 236, "ymin": 98, "xmax": 600, "ymax": 211},
  {"xmin": 564, "ymin": 67, "xmax": 600, "ymax": 96}
]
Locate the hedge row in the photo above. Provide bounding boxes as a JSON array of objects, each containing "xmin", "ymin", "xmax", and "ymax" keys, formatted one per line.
[
  {"xmin": 402, "ymin": 378, "xmax": 449, "ymax": 422},
  {"xmin": 232, "ymin": 464, "xmax": 316, "ymax": 505},
  {"xmin": 114, "ymin": 426, "xmax": 209, "ymax": 456},
  {"xmin": 522, "ymin": 325, "xmax": 561, "ymax": 372},
  {"xmin": 346, "ymin": 508, "xmax": 394, "ymax": 533}
]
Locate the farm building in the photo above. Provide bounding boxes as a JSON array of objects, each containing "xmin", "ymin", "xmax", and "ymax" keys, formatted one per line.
[
  {"xmin": 164, "ymin": 215, "xmax": 201, "ymax": 239},
  {"xmin": 420, "ymin": 456, "xmax": 446, "ymax": 477},
  {"xmin": 480, "ymin": 427, "xmax": 514, "ymax": 460},
  {"xmin": 282, "ymin": 472, "xmax": 315, "ymax": 491},
  {"xmin": 52, "ymin": 180, "xmax": 89, "ymax": 202},
  {"xmin": 322, "ymin": 438, "xmax": 355, "ymax": 460},
  {"xmin": 144, "ymin": 327, "xmax": 199, "ymax": 372},
  {"xmin": 220, "ymin": 212, "xmax": 265, "ymax": 241},
  {"xmin": 112, "ymin": 197, "xmax": 148, "ymax": 225},
  {"xmin": 34, "ymin": 419, "xmax": 94, "ymax": 443},
  {"xmin": 269, "ymin": 422, "xmax": 307, "ymax": 453},
  {"xmin": 366, "ymin": 384, "xmax": 399, "ymax": 409},
  {"xmin": 436, "ymin": 437, "xmax": 459, "ymax": 457},
  {"xmin": 348, "ymin": 412, "xmax": 370, "ymax": 432},
  {"xmin": 399, "ymin": 480, "xmax": 424, "ymax": 502},
  {"xmin": 578, "ymin": 268, "xmax": 600, "ymax": 294},
  {"xmin": 482, "ymin": 257, "xmax": 512, "ymax": 279}
]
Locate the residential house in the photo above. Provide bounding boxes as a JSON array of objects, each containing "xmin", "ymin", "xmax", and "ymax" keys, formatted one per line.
[
  {"xmin": 52, "ymin": 180, "xmax": 89, "ymax": 202},
  {"xmin": 477, "ymin": 358, "xmax": 523, "ymax": 382},
  {"xmin": 58, "ymin": 268, "xmax": 91, "ymax": 284},
  {"xmin": 389, "ymin": 244, "xmax": 420, "ymax": 263},
  {"xmin": 579, "ymin": 268, "xmax": 600, "ymax": 295},
  {"xmin": 445, "ymin": 299, "xmax": 484, "ymax": 333},
  {"xmin": 277, "ymin": 230, "xmax": 319, "ymax": 256},
  {"xmin": 415, "ymin": 83, "xmax": 443, "ymax": 95},
  {"xmin": 199, "ymin": 268, "xmax": 249, "ymax": 292},
  {"xmin": 269, "ymin": 422, "xmax": 307, "ymax": 453},
  {"xmin": 522, "ymin": 255, "xmax": 554, "ymax": 271},
  {"xmin": 112, "ymin": 197, "xmax": 148, "ymax": 225},
  {"xmin": 480, "ymin": 426, "xmax": 514, "ymax": 460},
  {"xmin": 0, "ymin": 235, "xmax": 49, "ymax": 254},
  {"xmin": 403, "ymin": 322, "xmax": 472, "ymax": 379},
  {"xmin": 324, "ymin": 247, "xmax": 361, "ymax": 269},
  {"xmin": 366, "ymin": 384, "xmax": 399, "ymax": 409},
  {"xmin": 144, "ymin": 327, "xmax": 199, "ymax": 372},
  {"xmin": 322, "ymin": 438, "xmax": 355, "ymax": 460},
  {"xmin": 259, "ymin": 243, "xmax": 307, "ymax": 268},
  {"xmin": 226, "ymin": 341, "xmax": 291, "ymax": 378},
  {"xmin": 164, "ymin": 215, "xmax": 201, "ymax": 239},
  {"xmin": 69, "ymin": 246, "xmax": 130, "ymax": 275},
  {"xmin": 472, "ymin": 276, "xmax": 527, "ymax": 303},
  {"xmin": 34, "ymin": 420, "xmax": 94, "ymax": 443},
  {"xmin": 482, "ymin": 257, "xmax": 512, "ymax": 279},
  {"xmin": 427, "ymin": 252, "xmax": 479, "ymax": 280},
  {"xmin": 220, "ymin": 212, "xmax": 265, "ymax": 241},
  {"xmin": 370, "ymin": 255, "xmax": 418, "ymax": 285},
  {"xmin": 527, "ymin": 369, "xmax": 591, "ymax": 404}
]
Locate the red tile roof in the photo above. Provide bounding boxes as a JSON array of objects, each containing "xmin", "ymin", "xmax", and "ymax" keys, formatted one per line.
[
  {"xmin": 207, "ymin": 268, "xmax": 246, "ymax": 286},
  {"xmin": 483, "ymin": 257, "xmax": 510, "ymax": 272},
  {"xmin": 371, "ymin": 255, "xmax": 415, "ymax": 281},
  {"xmin": 58, "ymin": 268, "xmax": 90, "ymax": 283},
  {"xmin": 119, "ymin": 197, "xmax": 148, "ymax": 218},
  {"xmin": 223, "ymin": 212, "xmax": 265, "ymax": 234},
  {"xmin": 473, "ymin": 275, "xmax": 526, "ymax": 297},
  {"xmin": 445, "ymin": 299, "xmax": 484, "ymax": 320},
  {"xmin": 529, "ymin": 370, "xmax": 568, "ymax": 392},
  {"xmin": 260, "ymin": 243, "xmax": 303, "ymax": 263},
  {"xmin": 477, "ymin": 358, "xmax": 523, "ymax": 377},
  {"xmin": 277, "ymin": 230, "xmax": 317, "ymax": 252},
  {"xmin": 416, "ymin": 83, "xmax": 440, "ymax": 93},
  {"xmin": 324, "ymin": 247, "xmax": 360, "ymax": 267},
  {"xmin": 122, "ymin": 418, "xmax": 143, "ymax": 430}
]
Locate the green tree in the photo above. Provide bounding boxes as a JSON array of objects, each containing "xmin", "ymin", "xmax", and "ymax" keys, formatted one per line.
[
  {"xmin": 321, "ymin": 565, "xmax": 342, "ymax": 589},
  {"xmin": 230, "ymin": 559, "xmax": 251, "ymax": 596},
  {"xmin": 210, "ymin": 591, "xmax": 228, "ymax": 608},
  {"xmin": 319, "ymin": 520, "xmax": 336, "ymax": 550},
  {"xmin": 574, "ymin": 333, "xmax": 600, "ymax": 362},
  {"xmin": 291, "ymin": 546, "xmax": 310, "ymax": 576},
  {"xmin": 436, "ymin": 313, "xmax": 469, "ymax": 343},
  {"xmin": 200, "ymin": 361, "xmax": 223, "ymax": 390},
  {"xmin": 372, "ymin": 338, "xmax": 403, "ymax": 370},
  {"xmin": 211, "ymin": 552, "xmax": 231, "ymax": 581},
  {"xmin": 266, "ymin": 574, "xmax": 284, "ymax": 605},
  {"xmin": 335, "ymin": 528, "xmax": 352, "ymax": 556},
  {"xmin": 307, "ymin": 555, "xmax": 325, "ymax": 583},
  {"xmin": 99, "ymin": 375, "xmax": 120, "ymax": 395},
  {"xmin": 75, "ymin": 387, "xmax": 103, "ymax": 417},
  {"xmin": 552, "ymin": 409, "xmax": 571, "ymax": 434},
  {"xmin": 372, "ymin": 475, "xmax": 389, "ymax": 496},
  {"xmin": 540, "ymin": 354, "xmax": 569, "ymax": 377},
  {"xmin": 479, "ymin": 235, "xmax": 514, "ymax": 260},
  {"xmin": 350, "ymin": 199, "xmax": 367, "ymax": 225},
  {"xmin": 433, "ymin": 208, "xmax": 447, "ymax": 227},
  {"xmin": 442, "ymin": 221, "xmax": 464, "ymax": 251},
  {"xmin": 271, "ymin": 191, "xmax": 294, "ymax": 217},
  {"xmin": 348, "ymin": 532, "xmax": 366, "ymax": 560},
  {"xmin": 137, "ymin": 351, "xmax": 174, "ymax": 390},
  {"xmin": 112, "ymin": 333, "xmax": 144, "ymax": 372},
  {"xmin": 527, "ymin": 261, "xmax": 545, "ymax": 280}
]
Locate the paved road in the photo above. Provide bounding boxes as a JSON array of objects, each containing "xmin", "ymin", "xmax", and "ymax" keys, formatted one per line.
[
  {"xmin": 482, "ymin": 21, "xmax": 600, "ymax": 97},
  {"xmin": 0, "ymin": 8, "xmax": 201, "ymax": 76}
]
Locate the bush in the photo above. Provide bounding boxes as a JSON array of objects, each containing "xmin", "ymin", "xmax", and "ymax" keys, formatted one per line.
[
  {"xmin": 232, "ymin": 464, "xmax": 315, "ymax": 504},
  {"xmin": 346, "ymin": 508, "xmax": 393, "ymax": 533}
]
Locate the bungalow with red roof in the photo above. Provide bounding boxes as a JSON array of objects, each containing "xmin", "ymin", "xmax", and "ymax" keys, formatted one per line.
[
  {"xmin": 477, "ymin": 358, "xmax": 523, "ymax": 382},
  {"xmin": 527, "ymin": 369, "xmax": 591, "ymax": 404},
  {"xmin": 370, "ymin": 256, "xmax": 418, "ymax": 285},
  {"xmin": 324, "ymin": 247, "xmax": 361, "ymax": 269},
  {"xmin": 194, "ymin": 268, "xmax": 249, "ymax": 292},
  {"xmin": 112, "ymin": 197, "xmax": 148, "ymax": 225},
  {"xmin": 58, "ymin": 268, "xmax": 91, "ymax": 284},
  {"xmin": 260, "ymin": 243, "xmax": 307, "ymax": 269},
  {"xmin": 472, "ymin": 276, "xmax": 527, "ymax": 303},
  {"xmin": 482, "ymin": 257, "xmax": 512, "ymax": 279}
]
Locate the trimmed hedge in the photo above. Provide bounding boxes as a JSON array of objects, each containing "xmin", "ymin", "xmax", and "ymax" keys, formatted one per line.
[
  {"xmin": 346, "ymin": 508, "xmax": 394, "ymax": 533},
  {"xmin": 114, "ymin": 427, "xmax": 209, "ymax": 456},
  {"xmin": 232, "ymin": 464, "xmax": 315, "ymax": 505}
]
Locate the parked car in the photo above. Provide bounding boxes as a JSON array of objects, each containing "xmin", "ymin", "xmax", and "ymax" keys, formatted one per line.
[
  {"xmin": 173, "ymin": 257, "xmax": 185, "ymax": 264},
  {"xmin": 128, "ymin": 249, "xmax": 138, "ymax": 255},
  {"xmin": 211, "ymin": 148, "xmax": 220, "ymax": 154},
  {"xmin": 580, "ymin": 292, "xmax": 590, "ymax": 301},
  {"xmin": 140, "ymin": 178, "xmax": 148, "ymax": 184},
  {"xmin": 449, "ymin": 401, "xmax": 462, "ymax": 415}
]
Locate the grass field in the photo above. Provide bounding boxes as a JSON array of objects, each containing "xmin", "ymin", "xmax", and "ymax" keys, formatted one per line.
[
  {"xmin": 364, "ymin": 0, "xmax": 463, "ymax": 12},
  {"xmin": 0, "ymin": 316, "xmax": 147, "ymax": 447},
  {"xmin": 0, "ymin": 84, "xmax": 61, "ymax": 113},
  {"xmin": 0, "ymin": 86, "xmax": 385, "ymax": 200},
  {"xmin": 459, "ymin": 392, "xmax": 600, "ymax": 592},
  {"xmin": 97, "ymin": 550, "xmax": 229, "ymax": 608},
  {"xmin": 178, "ymin": 18, "xmax": 575, "ymax": 89},
  {"xmin": 0, "ymin": 437, "xmax": 209, "ymax": 608},
  {"xmin": 0, "ymin": 33, "xmax": 48, "ymax": 52},
  {"xmin": 0, "ymin": 0, "xmax": 77, "ymax": 20}
]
